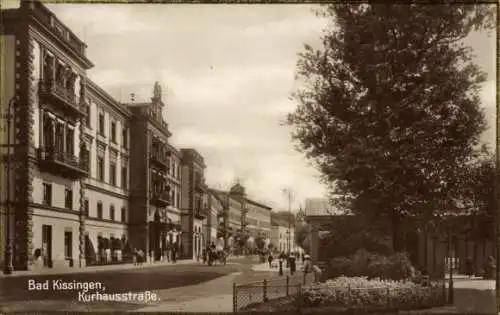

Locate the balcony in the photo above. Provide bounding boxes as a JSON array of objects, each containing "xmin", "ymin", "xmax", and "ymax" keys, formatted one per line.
[
  {"xmin": 150, "ymin": 190, "xmax": 171, "ymax": 208},
  {"xmin": 194, "ymin": 207, "xmax": 209, "ymax": 220},
  {"xmin": 37, "ymin": 147, "xmax": 88, "ymax": 179},
  {"xmin": 39, "ymin": 80, "xmax": 85, "ymax": 117},
  {"xmin": 195, "ymin": 180, "xmax": 208, "ymax": 193},
  {"xmin": 149, "ymin": 148, "xmax": 170, "ymax": 170}
]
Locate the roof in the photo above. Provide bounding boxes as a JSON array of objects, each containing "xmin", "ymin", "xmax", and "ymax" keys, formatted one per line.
[
  {"xmin": 271, "ymin": 218, "xmax": 292, "ymax": 228},
  {"xmin": 304, "ymin": 198, "xmax": 347, "ymax": 217},
  {"xmin": 245, "ymin": 197, "xmax": 272, "ymax": 211}
]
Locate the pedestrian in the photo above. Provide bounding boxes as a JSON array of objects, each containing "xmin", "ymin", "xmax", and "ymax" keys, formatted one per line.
[
  {"xmin": 137, "ymin": 249, "xmax": 145, "ymax": 266},
  {"xmin": 202, "ymin": 248, "xmax": 207, "ymax": 264},
  {"xmin": 166, "ymin": 242, "xmax": 171, "ymax": 262},
  {"xmin": 465, "ymin": 257, "xmax": 474, "ymax": 277},
  {"xmin": 278, "ymin": 255, "xmax": 284, "ymax": 276},
  {"xmin": 302, "ymin": 254, "xmax": 312, "ymax": 273},
  {"xmin": 268, "ymin": 252, "xmax": 274, "ymax": 268},
  {"xmin": 290, "ymin": 252, "xmax": 296, "ymax": 275},
  {"xmin": 172, "ymin": 243, "xmax": 178, "ymax": 263},
  {"xmin": 133, "ymin": 248, "xmax": 139, "ymax": 266}
]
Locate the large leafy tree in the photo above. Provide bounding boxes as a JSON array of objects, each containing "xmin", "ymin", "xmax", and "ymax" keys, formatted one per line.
[
  {"xmin": 455, "ymin": 146, "xmax": 495, "ymax": 239},
  {"xmin": 286, "ymin": 4, "xmax": 494, "ymax": 251}
]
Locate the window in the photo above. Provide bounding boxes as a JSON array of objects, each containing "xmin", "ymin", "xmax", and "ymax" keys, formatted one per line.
[
  {"xmin": 110, "ymin": 121, "xmax": 116, "ymax": 143},
  {"xmin": 176, "ymin": 192, "xmax": 180, "ymax": 208},
  {"xmin": 121, "ymin": 207, "xmax": 126, "ymax": 222},
  {"xmin": 122, "ymin": 128, "xmax": 128, "ymax": 148},
  {"xmin": 85, "ymin": 105, "xmax": 91, "ymax": 128},
  {"xmin": 121, "ymin": 166, "xmax": 127, "ymax": 189},
  {"xmin": 109, "ymin": 163, "xmax": 116, "ymax": 186},
  {"xmin": 97, "ymin": 202, "xmax": 103, "ymax": 219},
  {"xmin": 110, "ymin": 205, "xmax": 115, "ymax": 221},
  {"xmin": 64, "ymin": 230, "xmax": 72, "ymax": 259},
  {"xmin": 97, "ymin": 156, "xmax": 104, "ymax": 181},
  {"xmin": 64, "ymin": 188, "xmax": 73, "ymax": 210},
  {"xmin": 84, "ymin": 199, "xmax": 89, "ymax": 217},
  {"xmin": 98, "ymin": 112, "xmax": 105, "ymax": 136},
  {"xmin": 42, "ymin": 183, "xmax": 52, "ymax": 206},
  {"xmin": 66, "ymin": 128, "xmax": 74, "ymax": 156},
  {"xmin": 80, "ymin": 147, "xmax": 90, "ymax": 171}
]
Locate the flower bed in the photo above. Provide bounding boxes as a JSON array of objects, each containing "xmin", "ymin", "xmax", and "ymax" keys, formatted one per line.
[
  {"xmin": 240, "ymin": 277, "xmax": 446, "ymax": 314},
  {"xmin": 298, "ymin": 276, "xmax": 445, "ymax": 310}
]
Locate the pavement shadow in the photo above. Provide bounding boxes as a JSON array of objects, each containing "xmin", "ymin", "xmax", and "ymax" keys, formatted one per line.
[{"xmin": 453, "ymin": 288, "xmax": 496, "ymax": 314}]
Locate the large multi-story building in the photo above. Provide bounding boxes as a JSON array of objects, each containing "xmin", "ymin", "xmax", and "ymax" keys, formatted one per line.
[
  {"xmin": 0, "ymin": 1, "xmax": 277, "ymax": 272},
  {"xmin": 83, "ymin": 80, "xmax": 131, "ymax": 266},
  {"xmin": 1, "ymin": 1, "xmax": 93, "ymax": 271},
  {"xmin": 180, "ymin": 148, "xmax": 208, "ymax": 260},
  {"xmin": 205, "ymin": 190, "xmax": 224, "ymax": 245},
  {"xmin": 125, "ymin": 83, "xmax": 176, "ymax": 262},
  {"xmin": 210, "ymin": 183, "xmax": 272, "ymax": 252}
]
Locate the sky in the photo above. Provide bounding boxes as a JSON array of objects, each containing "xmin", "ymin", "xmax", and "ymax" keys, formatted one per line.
[{"xmin": 16, "ymin": 2, "xmax": 497, "ymax": 211}]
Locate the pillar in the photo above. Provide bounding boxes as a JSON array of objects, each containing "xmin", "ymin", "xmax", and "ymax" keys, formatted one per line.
[{"xmin": 309, "ymin": 221, "xmax": 319, "ymax": 265}]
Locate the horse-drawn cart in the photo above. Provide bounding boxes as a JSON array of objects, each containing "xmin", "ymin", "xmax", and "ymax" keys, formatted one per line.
[{"xmin": 206, "ymin": 249, "xmax": 227, "ymax": 266}]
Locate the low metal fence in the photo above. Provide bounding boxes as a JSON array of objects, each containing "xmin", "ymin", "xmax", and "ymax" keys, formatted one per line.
[
  {"xmin": 232, "ymin": 271, "xmax": 316, "ymax": 312},
  {"xmin": 238, "ymin": 279, "xmax": 447, "ymax": 313}
]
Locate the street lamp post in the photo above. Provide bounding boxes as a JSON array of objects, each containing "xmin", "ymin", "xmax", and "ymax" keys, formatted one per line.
[
  {"xmin": 3, "ymin": 97, "xmax": 15, "ymax": 275},
  {"xmin": 283, "ymin": 188, "xmax": 293, "ymax": 254},
  {"xmin": 447, "ymin": 229, "xmax": 454, "ymax": 304}
]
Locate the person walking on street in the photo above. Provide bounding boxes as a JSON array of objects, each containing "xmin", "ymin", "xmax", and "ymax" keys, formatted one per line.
[
  {"xmin": 279, "ymin": 254, "xmax": 284, "ymax": 276},
  {"xmin": 302, "ymin": 254, "xmax": 312, "ymax": 273},
  {"xmin": 465, "ymin": 257, "xmax": 474, "ymax": 277},
  {"xmin": 290, "ymin": 252, "xmax": 296, "ymax": 275},
  {"xmin": 268, "ymin": 252, "xmax": 274, "ymax": 268},
  {"xmin": 172, "ymin": 243, "xmax": 178, "ymax": 263}
]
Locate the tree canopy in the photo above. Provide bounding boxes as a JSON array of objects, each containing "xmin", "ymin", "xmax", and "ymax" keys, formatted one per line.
[{"xmin": 286, "ymin": 4, "xmax": 494, "ymax": 250}]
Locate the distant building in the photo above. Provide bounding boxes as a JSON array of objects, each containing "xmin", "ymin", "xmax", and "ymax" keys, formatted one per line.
[
  {"xmin": 180, "ymin": 148, "xmax": 208, "ymax": 260},
  {"xmin": 270, "ymin": 218, "xmax": 296, "ymax": 253},
  {"xmin": 205, "ymin": 190, "xmax": 224, "ymax": 245},
  {"xmin": 209, "ymin": 183, "xmax": 272, "ymax": 252}
]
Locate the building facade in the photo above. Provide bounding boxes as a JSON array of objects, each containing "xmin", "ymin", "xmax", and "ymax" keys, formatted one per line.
[
  {"xmin": 205, "ymin": 190, "xmax": 224, "ymax": 245},
  {"xmin": 126, "ymin": 83, "xmax": 176, "ymax": 262},
  {"xmin": 271, "ymin": 219, "xmax": 296, "ymax": 253},
  {"xmin": 83, "ymin": 80, "xmax": 131, "ymax": 266},
  {"xmin": 1, "ymin": 1, "xmax": 93, "ymax": 271},
  {"xmin": 180, "ymin": 148, "xmax": 208, "ymax": 260},
  {"xmin": 210, "ymin": 184, "xmax": 272, "ymax": 253},
  {"xmin": 1, "ymin": 1, "xmax": 281, "ymax": 271}
]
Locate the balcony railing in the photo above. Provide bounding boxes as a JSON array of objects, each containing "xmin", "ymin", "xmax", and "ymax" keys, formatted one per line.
[
  {"xmin": 194, "ymin": 207, "xmax": 209, "ymax": 220},
  {"xmin": 38, "ymin": 80, "xmax": 85, "ymax": 117},
  {"xmin": 149, "ymin": 148, "xmax": 170, "ymax": 170},
  {"xmin": 150, "ymin": 190, "xmax": 171, "ymax": 207},
  {"xmin": 195, "ymin": 180, "xmax": 208, "ymax": 193},
  {"xmin": 37, "ymin": 146, "xmax": 89, "ymax": 178}
]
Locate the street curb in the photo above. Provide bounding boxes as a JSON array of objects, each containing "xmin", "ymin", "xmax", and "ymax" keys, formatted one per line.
[{"xmin": 0, "ymin": 259, "xmax": 200, "ymax": 278}]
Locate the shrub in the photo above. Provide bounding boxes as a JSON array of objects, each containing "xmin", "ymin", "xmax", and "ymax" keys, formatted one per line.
[
  {"xmin": 327, "ymin": 250, "xmax": 414, "ymax": 281},
  {"xmin": 298, "ymin": 276, "xmax": 443, "ymax": 309}
]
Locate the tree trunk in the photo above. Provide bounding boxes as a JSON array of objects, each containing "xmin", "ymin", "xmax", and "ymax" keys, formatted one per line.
[{"xmin": 391, "ymin": 214, "xmax": 404, "ymax": 252}]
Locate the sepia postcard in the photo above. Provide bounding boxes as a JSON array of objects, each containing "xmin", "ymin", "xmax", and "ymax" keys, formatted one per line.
[{"xmin": 0, "ymin": 1, "xmax": 497, "ymax": 314}]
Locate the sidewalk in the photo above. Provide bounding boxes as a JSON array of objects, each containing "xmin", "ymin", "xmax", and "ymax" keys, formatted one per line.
[
  {"xmin": 252, "ymin": 261, "xmax": 304, "ymax": 273},
  {"xmin": 133, "ymin": 272, "xmax": 241, "ymax": 312},
  {"xmin": 0, "ymin": 259, "xmax": 199, "ymax": 278}
]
